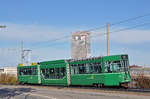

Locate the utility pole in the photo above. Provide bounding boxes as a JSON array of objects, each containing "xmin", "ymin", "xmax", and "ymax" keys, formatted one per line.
[
  {"xmin": 20, "ymin": 41, "xmax": 32, "ymax": 65},
  {"xmin": 23, "ymin": 49, "xmax": 32, "ymax": 65},
  {"xmin": 107, "ymin": 23, "xmax": 109, "ymax": 56},
  {"xmin": 20, "ymin": 41, "xmax": 23, "ymax": 64}
]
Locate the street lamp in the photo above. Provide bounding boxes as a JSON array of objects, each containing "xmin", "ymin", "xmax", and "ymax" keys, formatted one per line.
[{"xmin": 0, "ymin": 25, "xmax": 6, "ymax": 29}]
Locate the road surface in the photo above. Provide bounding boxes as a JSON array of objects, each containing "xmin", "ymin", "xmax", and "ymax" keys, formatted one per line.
[{"xmin": 0, "ymin": 85, "xmax": 149, "ymax": 99}]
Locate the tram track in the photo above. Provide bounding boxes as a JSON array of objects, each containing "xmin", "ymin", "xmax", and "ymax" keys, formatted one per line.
[
  {"xmin": 14, "ymin": 84, "xmax": 150, "ymax": 94},
  {"xmin": 66, "ymin": 86, "xmax": 150, "ymax": 93}
]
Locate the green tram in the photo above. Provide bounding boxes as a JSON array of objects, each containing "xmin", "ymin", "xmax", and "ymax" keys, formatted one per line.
[{"xmin": 17, "ymin": 54, "xmax": 131, "ymax": 87}]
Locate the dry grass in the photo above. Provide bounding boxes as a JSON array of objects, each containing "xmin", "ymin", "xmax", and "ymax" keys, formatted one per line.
[
  {"xmin": 0, "ymin": 73, "xmax": 17, "ymax": 84},
  {"xmin": 131, "ymin": 74, "xmax": 150, "ymax": 88},
  {"xmin": 135, "ymin": 74, "xmax": 150, "ymax": 88}
]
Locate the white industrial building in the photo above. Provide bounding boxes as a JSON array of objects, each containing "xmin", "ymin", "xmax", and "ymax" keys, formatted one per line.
[
  {"xmin": 0, "ymin": 67, "xmax": 17, "ymax": 77},
  {"xmin": 130, "ymin": 66, "xmax": 150, "ymax": 76}
]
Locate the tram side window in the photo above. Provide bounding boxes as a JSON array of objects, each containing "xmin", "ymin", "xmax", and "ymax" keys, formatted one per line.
[
  {"xmin": 55, "ymin": 67, "xmax": 66, "ymax": 79},
  {"xmin": 45, "ymin": 69, "xmax": 49, "ymax": 79},
  {"xmin": 32, "ymin": 67, "xmax": 37, "ymax": 75},
  {"xmin": 94, "ymin": 63, "xmax": 102, "ymax": 73},
  {"xmin": 28, "ymin": 68, "xmax": 32, "ymax": 75},
  {"xmin": 41, "ymin": 69, "xmax": 47, "ymax": 77},
  {"xmin": 24, "ymin": 68, "xmax": 27, "ymax": 75},
  {"xmin": 113, "ymin": 61, "xmax": 121, "ymax": 72},
  {"xmin": 19, "ymin": 68, "xmax": 37, "ymax": 75},
  {"xmin": 105, "ymin": 62, "xmax": 113, "ymax": 73},
  {"xmin": 71, "ymin": 64, "xmax": 79, "ymax": 74},
  {"xmin": 41, "ymin": 69, "xmax": 46, "ymax": 76},
  {"xmin": 49, "ymin": 68, "xmax": 55, "ymax": 79},
  {"xmin": 42, "ymin": 67, "xmax": 66, "ymax": 79},
  {"xmin": 55, "ymin": 68, "xmax": 66, "ymax": 79},
  {"xmin": 60, "ymin": 68, "xmax": 65, "ymax": 78},
  {"xmin": 89, "ymin": 63, "xmax": 102, "ymax": 74},
  {"xmin": 122, "ymin": 60, "xmax": 128, "ymax": 71},
  {"xmin": 79, "ymin": 64, "xmax": 86, "ymax": 74},
  {"xmin": 85, "ymin": 63, "xmax": 90, "ymax": 73},
  {"xmin": 105, "ymin": 61, "xmax": 121, "ymax": 73},
  {"xmin": 71, "ymin": 62, "xmax": 102, "ymax": 74},
  {"xmin": 19, "ymin": 69, "xmax": 24, "ymax": 75},
  {"xmin": 55, "ymin": 68, "xmax": 60, "ymax": 79}
]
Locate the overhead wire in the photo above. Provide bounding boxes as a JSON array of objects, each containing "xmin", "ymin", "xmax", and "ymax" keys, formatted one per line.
[
  {"xmin": 33, "ymin": 22, "xmax": 150, "ymax": 49},
  {"xmin": 92, "ymin": 22, "xmax": 150, "ymax": 38},
  {"xmin": 31, "ymin": 12, "xmax": 150, "ymax": 48},
  {"xmin": 31, "ymin": 35, "xmax": 70, "ymax": 49},
  {"xmin": 87, "ymin": 12, "xmax": 150, "ymax": 32}
]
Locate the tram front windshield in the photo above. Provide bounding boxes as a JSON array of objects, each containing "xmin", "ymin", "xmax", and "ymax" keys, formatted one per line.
[
  {"xmin": 105, "ymin": 60, "xmax": 129, "ymax": 72},
  {"xmin": 105, "ymin": 55, "xmax": 129, "ymax": 73},
  {"xmin": 113, "ymin": 60, "xmax": 129, "ymax": 72}
]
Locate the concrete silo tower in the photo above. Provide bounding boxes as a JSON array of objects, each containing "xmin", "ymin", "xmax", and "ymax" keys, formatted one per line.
[{"xmin": 71, "ymin": 31, "xmax": 91, "ymax": 59}]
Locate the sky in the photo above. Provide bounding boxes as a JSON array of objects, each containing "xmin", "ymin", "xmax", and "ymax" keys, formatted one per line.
[{"xmin": 0, "ymin": 0, "xmax": 150, "ymax": 67}]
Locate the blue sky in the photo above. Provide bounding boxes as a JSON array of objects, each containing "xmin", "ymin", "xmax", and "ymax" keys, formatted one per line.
[
  {"xmin": 0, "ymin": 0, "xmax": 150, "ymax": 67},
  {"xmin": 1, "ymin": 0, "xmax": 150, "ymax": 25}
]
